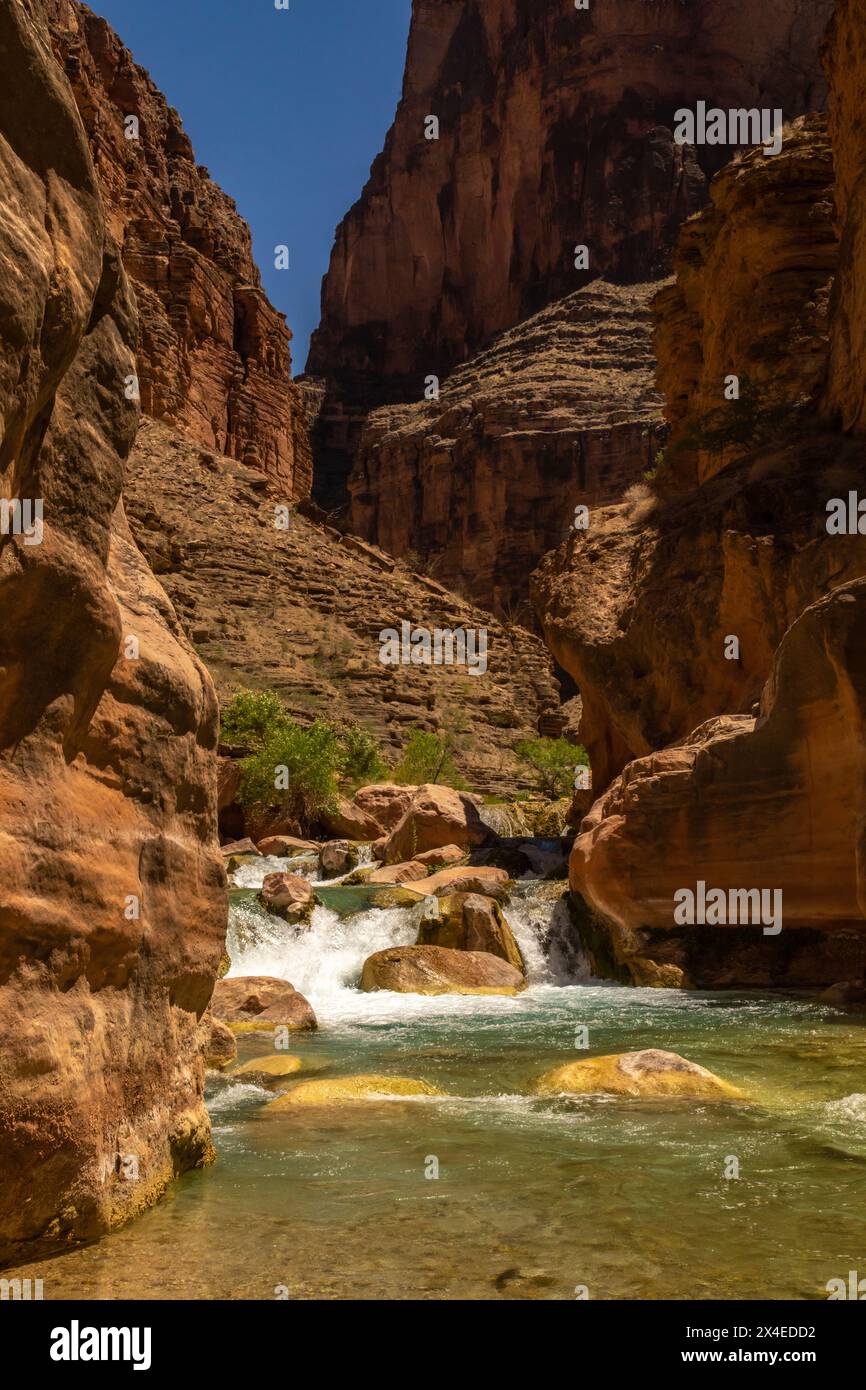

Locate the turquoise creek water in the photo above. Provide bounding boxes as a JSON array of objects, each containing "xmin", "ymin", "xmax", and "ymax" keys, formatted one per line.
[{"xmin": 11, "ymin": 857, "xmax": 866, "ymax": 1301}]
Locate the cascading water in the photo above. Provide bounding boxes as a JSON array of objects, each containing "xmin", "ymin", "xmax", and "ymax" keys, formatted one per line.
[{"xmin": 226, "ymin": 852, "xmax": 591, "ymax": 1026}]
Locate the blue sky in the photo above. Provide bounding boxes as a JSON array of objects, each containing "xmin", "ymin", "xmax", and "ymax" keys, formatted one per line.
[{"xmin": 92, "ymin": 0, "xmax": 412, "ymax": 369}]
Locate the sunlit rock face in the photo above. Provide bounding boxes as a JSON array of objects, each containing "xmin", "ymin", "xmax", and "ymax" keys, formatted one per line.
[
  {"xmin": 44, "ymin": 0, "xmax": 312, "ymax": 497},
  {"xmin": 0, "ymin": 0, "xmax": 226, "ymax": 1266}
]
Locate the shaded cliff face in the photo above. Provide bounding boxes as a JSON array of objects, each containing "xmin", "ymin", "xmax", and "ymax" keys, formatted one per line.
[
  {"xmin": 45, "ymin": 0, "xmax": 311, "ymax": 497},
  {"xmin": 349, "ymin": 282, "xmax": 663, "ymax": 615},
  {"xmin": 532, "ymin": 116, "xmax": 854, "ymax": 790},
  {"xmin": 654, "ymin": 115, "xmax": 837, "ymax": 487},
  {"xmin": 0, "ymin": 0, "xmax": 225, "ymax": 1264},
  {"xmin": 572, "ymin": 580, "xmax": 866, "ymax": 990},
  {"xmin": 308, "ymin": 0, "xmax": 832, "ymax": 506},
  {"xmin": 532, "ymin": 15, "xmax": 866, "ymax": 985},
  {"xmin": 823, "ymin": 0, "xmax": 866, "ymax": 434}
]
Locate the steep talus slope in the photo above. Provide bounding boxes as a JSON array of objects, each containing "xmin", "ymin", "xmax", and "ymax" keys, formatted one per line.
[
  {"xmin": 533, "ymin": 62, "xmax": 866, "ymax": 984},
  {"xmin": 0, "ymin": 0, "xmax": 225, "ymax": 1263},
  {"xmin": 349, "ymin": 282, "xmax": 664, "ymax": 615},
  {"xmin": 308, "ymin": 0, "xmax": 832, "ymax": 508},
  {"xmin": 44, "ymin": 0, "xmax": 311, "ymax": 496},
  {"xmin": 126, "ymin": 420, "xmax": 561, "ymax": 797}
]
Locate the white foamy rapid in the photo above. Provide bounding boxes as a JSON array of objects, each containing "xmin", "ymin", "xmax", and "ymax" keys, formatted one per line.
[{"xmin": 226, "ymin": 862, "xmax": 590, "ymax": 1025}]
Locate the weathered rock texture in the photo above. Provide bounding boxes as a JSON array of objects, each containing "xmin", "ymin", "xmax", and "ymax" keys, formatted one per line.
[
  {"xmin": 45, "ymin": 0, "xmax": 311, "ymax": 496},
  {"xmin": 572, "ymin": 581, "xmax": 866, "ymax": 989},
  {"xmin": 654, "ymin": 116, "xmax": 837, "ymax": 487},
  {"xmin": 125, "ymin": 419, "xmax": 563, "ymax": 801},
  {"xmin": 532, "ymin": 116, "xmax": 862, "ymax": 792},
  {"xmin": 532, "ymin": 12, "xmax": 866, "ymax": 987},
  {"xmin": 350, "ymin": 282, "xmax": 664, "ymax": 613},
  {"xmin": 0, "ymin": 0, "xmax": 225, "ymax": 1265},
  {"xmin": 823, "ymin": 0, "xmax": 866, "ymax": 434},
  {"xmin": 308, "ymin": 0, "xmax": 832, "ymax": 506}
]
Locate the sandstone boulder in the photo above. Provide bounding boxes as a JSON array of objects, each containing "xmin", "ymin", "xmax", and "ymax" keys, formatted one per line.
[
  {"xmin": 533, "ymin": 1050, "xmax": 742, "ymax": 1101},
  {"xmin": 384, "ymin": 785, "xmax": 492, "ymax": 863},
  {"xmin": 211, "ymin": 977, "xmax": 318, "ymax": 1032},
  {"xmin": 353, "ymin": 783, "xmax": 417, "ymax": 831},
  {"xmin": 420, "ymin": 865, "xmax": 511, "ymax": 902},
  {"xmin": 361, "ymin": 946, "xmax": 526, "ymax": 996},
  {"xmin": 414, "ymin": 844, "xmax": 466, "ymax": 869},
  {"xmin": 221, "ymin": 838, "xmax": 261, "ymax": 858},
  {"xmin": 256, "ymin": 835, "xmax": 320, "ymax": 856},
  {"xmin": 319, "ymin": 796, "xmax": 383, "ymax": 841},
  {"xmin": 268, "ymin": 1074, "xmax": 443, "ymax": 1108},
  {"xmin": 257, "ymin": 873, "xmax": 315, "ymax": 924},
  {"xmin": 201, "ymin": 1015, "xmax": 238, "ymax": 1072},
  {"xmin": 365, "ymin": 861, "xmax": 428, "ymax": 885},
  {"xmin": 418, "ymin": 894, "xmax": 524, "ymax": 972},
  {"xmin": 319, "ymin": 840, "xmax": 360, "ymax": 877},
  {"xmin": 232, "ymin": 1055, "xmax": 303, "ymax": 1083}
]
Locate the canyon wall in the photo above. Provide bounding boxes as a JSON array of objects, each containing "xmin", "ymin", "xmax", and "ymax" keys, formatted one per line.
[
  {"xmin": 308, "ymin": 0, "xmax": 833, "ymax": 509},
  {"xmin": 533, "ymin": 27, "xmax": 866, "ymax": 984},
  {"xmin": 350, "ymin": 282, "xmax": 663, "ymax": 614},
  {"xmin": 45, "ymin": 0, "xmax": 311, "ymax": 497},
  {"xmin": 0, "ymin": 0, "xmax": 225, "ymax": 1264}
]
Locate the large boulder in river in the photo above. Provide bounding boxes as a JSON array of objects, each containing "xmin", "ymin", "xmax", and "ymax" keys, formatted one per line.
[
  {"xmin": 268, "ymin": 1074, "xmax": 444, "ymax": 1108},
  {"xmin": 211, "ymin": 977, "xmax": 318, "ymax": 1032},
  {"xmin": 414, "ymin": 844, "xmax": 467, "ymax": 869},
  {"xmin": 366, "ymin": 860, "xmax": 429, "ymax": 885},
  {"xmin": 256, "ymin": 834, "xmax": 319, "ymax": 855},
  {"xmin": 257, "ymin": 872, "xmax": 315, "ymax": 923},
  {"xmin": 421, "ymin": 865, "xmax": 511, "ymax": 902},
  {"xmin": 319, "ymin": 796, "xmax": 383, "ymax": 841},
  {"xmin": 361, "ymin": 945, "xmax": 526, "ymax": 996},
  {"xmin": 533, "ymin": 1050, "xmax": 742, "ymax": 1100},
  {"xmin": 384, "ymin": 784, "xmax": 492, "ymax": 863},
  {"xmin": 319, "ymin": 839, "xmax": 360, "ymax": 877},
  {"xmin": 353, "ymin": 783, "xmax": 418, "ymax": 831},
  {"xmin": 419, "ymin": 894, "xmax": 524, "ymax": 972},
  {"xmin": 200, "ymin": 1013, "xmax": 238, "ymax": 1071}
]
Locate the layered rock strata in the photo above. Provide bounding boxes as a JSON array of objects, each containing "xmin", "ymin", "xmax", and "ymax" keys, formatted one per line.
[
  {"xmin": 45, "ymin": 0, "xmax": 311, "ymax": 496},
  {"xmin": 350, "ymin": 282, "xmax": 664, "ymax": 614}
]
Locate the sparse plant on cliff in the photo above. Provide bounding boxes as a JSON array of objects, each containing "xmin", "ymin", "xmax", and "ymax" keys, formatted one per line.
[
  {"xmin": 515, "ymin": 736, "xmax": 586, "ymax": 799},
  {"xmin": 238, "ymin": 720, "xmax": 342, "ymax": 832},
  {"xmin": 393, "ymin": 728, "xmax": 467, "ymax": 789}
]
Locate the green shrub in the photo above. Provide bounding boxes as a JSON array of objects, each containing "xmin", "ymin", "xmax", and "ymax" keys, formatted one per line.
[
  {"xmin": 221, "ymin": 689, "xmax": 288, "ymax": 746},
  {"xmin": 515, "ymin": 737, "xmax": 587, "ymax": 799},
  {"xmin": 338, "ymin": 723, "xmax": 388, "ymax": 791},
  {"xmin": 238, "ymin": 719, "xmax": 343, "ymax": 832},
  {"xmin": 393, "ymin": 729, "xmax": 467, "ymax": 789}
]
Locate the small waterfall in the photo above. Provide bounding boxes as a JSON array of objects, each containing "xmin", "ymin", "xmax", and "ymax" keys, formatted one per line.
[{"xmin": 225, "ymin": 851, "xmax": 591, "ymax": 1026}]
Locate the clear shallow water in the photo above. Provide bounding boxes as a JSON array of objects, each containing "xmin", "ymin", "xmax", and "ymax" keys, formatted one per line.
[{"xmin": 12, "ymin": 873, "xmax": 866, "ymax": 1301}]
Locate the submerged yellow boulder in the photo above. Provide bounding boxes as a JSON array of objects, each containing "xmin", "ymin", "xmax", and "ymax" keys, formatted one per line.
[
  {"xmin": 232, "ymin": 1054, "xmax": 303, "ymax": 1081},
  {"xmin": 533, "ymin": 1049, "xmax": 742, "ymax": 1100},
  {"xmin": 267, "ymin": 1074, "xmax": 444, "ymax": 1109}
]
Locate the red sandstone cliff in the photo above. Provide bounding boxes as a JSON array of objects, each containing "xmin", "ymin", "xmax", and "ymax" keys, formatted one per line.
[
  {"xmin": 0, "ymin": 0, "xmax": 226, "ymax": 1263},
  {"xmin": 45, "ymin": 0, "xmax": 311, "ymax": 497},
  {"xmin": 532, "ymin": 37, "xmax": 866, "ymax": 984},
  {"xmin": 308, "ymin": 0, "xmax": 832, "ymax": 508}
]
